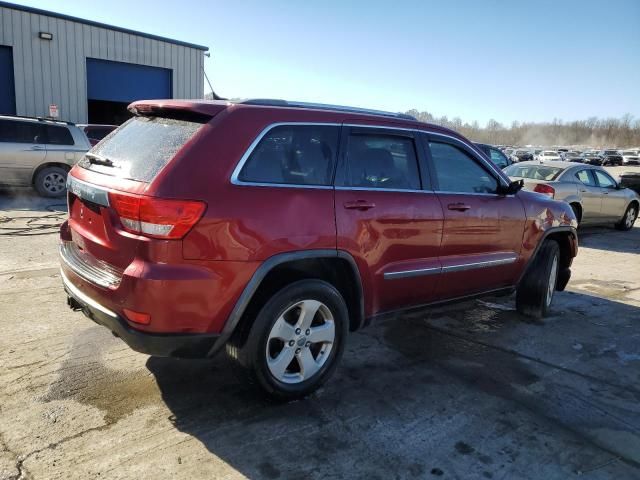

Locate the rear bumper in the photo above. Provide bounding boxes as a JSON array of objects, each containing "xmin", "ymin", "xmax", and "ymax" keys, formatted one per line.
[{"xmin": 61, "ymin": 269, "xmax": 220, "ymax": 358}]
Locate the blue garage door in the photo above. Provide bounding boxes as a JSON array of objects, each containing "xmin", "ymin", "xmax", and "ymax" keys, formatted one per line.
[
  {"xmin": 86, "ymin": 58, "xmax": 172, "ymax": 102},
  {"xmin": 0, "ymin": 46, "xmax": 16, "ymax": 115}
]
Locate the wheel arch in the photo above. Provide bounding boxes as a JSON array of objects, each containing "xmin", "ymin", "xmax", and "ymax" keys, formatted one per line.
[
  {"xmin": 211, "ymin": 250, "xmax": 365, "ymax": 356},
  {"xmin": 518, "ymin": 226, "xmax": 578, "ymax": 290}
]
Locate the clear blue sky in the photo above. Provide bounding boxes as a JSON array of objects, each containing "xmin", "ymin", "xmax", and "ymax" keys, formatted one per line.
[{"xmin": 9, "ymin": 0, "xmax": 640, "ymax": 125}]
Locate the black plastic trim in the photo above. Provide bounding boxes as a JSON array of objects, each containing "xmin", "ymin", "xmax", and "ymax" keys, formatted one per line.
[
  {"xmin": 207, "ymin": 249, "xmax": 365, "ymax": 357},
  {"xmin": 517, "ymin": 225, "xmax": 578, "ymax": 286},
  {"xmin": 64, "ymin": 286, "xmax": 219, "ymax": 358}
]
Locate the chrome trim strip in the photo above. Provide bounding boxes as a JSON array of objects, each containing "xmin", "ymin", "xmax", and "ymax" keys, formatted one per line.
[
  {"xmin": 441, "ymin": 256, "xmax": 518, "ymax": 273},
  {"xmin": 66, "ymin": 175, "xmax": 110, "ymax": 206},
  {"xmin": 230, "ymin": 122, "xmax": 341, "ymax": 188},
  {"xmin": 59, "ymin": 242, "xmax": 123, "ymax": 289},
  {"xmin": 230, "ymin": 122, "xmax": 509, "ymax": 190},
  {"xmin": 60, "ymin": 268, "xmax": 118, "ymax": 318},
  {"xmin": 335, "ymin": 186, "xmax": 434, "ymax": 194},
  {"xmin": 384, "ymin": 266, "xmax": 441, "ymax": 280}
]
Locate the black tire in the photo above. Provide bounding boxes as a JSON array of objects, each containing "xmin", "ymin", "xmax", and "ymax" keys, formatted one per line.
[
  {"xmin": 34, "ymin": 166, "xmax": 68, "ymax": 197},
  {"xmin": 615, "ymin": 203, "xmax": 638, "ymax": 231},
  {"xmin": 229, "ymin": 279, "xmax": 349, "ymax": 400},
  {"xmin": 516, "ymin": 240, "xmax": 560, "ymax": 319}
]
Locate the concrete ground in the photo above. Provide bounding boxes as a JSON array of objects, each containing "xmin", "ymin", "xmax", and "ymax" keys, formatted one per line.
[{"xmin": 1, "ymin": 188, "xmax": 640, "ymax": 480}]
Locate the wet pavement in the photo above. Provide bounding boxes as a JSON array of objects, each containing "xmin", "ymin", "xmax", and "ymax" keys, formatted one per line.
[{"xmin": 1, "ymin": 191, "xmax": 640, "ymax": 479}]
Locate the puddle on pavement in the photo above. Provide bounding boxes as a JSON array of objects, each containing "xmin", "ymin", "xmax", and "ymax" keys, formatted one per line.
[{"xmin": 41, "ymin": 327, "xmax": 160, "ymax": 425}]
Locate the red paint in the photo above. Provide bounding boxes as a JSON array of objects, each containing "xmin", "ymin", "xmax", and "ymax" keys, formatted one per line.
[{"xmin": 61, "ymin": 100, "xmax": 578, "ymax": 341}]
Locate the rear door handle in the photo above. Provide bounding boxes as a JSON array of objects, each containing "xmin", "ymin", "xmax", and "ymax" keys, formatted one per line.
[
  {"xmin": 344, "ymin": 200, "xmax": 375, "ymax": 211},
  {"xmin": 31, "ymin": 145, "xmax": 44, "ymax": 150},
  {"xmin": 447, "ymin": 203, "xmax": 471, "ymax": 211}
]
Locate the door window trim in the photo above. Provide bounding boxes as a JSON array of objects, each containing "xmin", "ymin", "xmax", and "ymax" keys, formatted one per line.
[
  {"xmin": 230, "ymin": 122, "xmax": 341, "ymax": 190},
  {"xmin": 230, "ymin": 122, "xmax": 509, "ymax": 191}
]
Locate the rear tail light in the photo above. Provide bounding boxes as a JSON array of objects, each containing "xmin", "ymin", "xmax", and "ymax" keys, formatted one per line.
[
  {"xmin": 108, "ymin": 191, "xmax": 206, "ymax": 239},
  {"xmin": 533, "ymin": 184, "xmax": 555, "ymax": 198}
]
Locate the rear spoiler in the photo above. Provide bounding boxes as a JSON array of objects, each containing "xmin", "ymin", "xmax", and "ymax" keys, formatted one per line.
[{"xmin": 128, "ymin": 100, "xmax": 228, "ymax": 123}]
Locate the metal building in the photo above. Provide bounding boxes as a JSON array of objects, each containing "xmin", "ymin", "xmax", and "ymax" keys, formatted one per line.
[{"xmin": 0, "ymin": 1, "xmax": 208, "ymax": 124}]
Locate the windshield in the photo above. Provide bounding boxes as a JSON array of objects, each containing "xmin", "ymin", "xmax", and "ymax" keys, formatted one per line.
[
  {"xmin": 622, "ymin": 151, "xmax": 637, "ymax": 156},
  {"xmin": 604, "ymin": 150, "xmax": 618, "ymax": 155},
  {"xmin": 542, "ymin": 151, "xmax": 558, "ymax": 156},
  {"xmin": 505, "ymin": 164, "xmax": 564, "ymax": 180},
  {"xmin": 79, "ymin": 117, "xmax": 203, "ymax": 182}
]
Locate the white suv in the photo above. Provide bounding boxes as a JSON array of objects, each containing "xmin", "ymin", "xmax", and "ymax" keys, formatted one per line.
[{"xmin": 0, "ymin": 115, "xmax": 91, "ymax": 197}]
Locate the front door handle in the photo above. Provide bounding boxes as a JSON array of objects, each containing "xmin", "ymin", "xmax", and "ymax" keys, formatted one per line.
[
  {"xmin": 344, "ymin": 200, "xmax": 376, "ymax": 211},
  {"xmin": 447, "ymin": 203, "xmax": 471, "ymax": 211},
  {"xmin": 30, "ymin": 145, "xmax": 45, "ymax": 150}
]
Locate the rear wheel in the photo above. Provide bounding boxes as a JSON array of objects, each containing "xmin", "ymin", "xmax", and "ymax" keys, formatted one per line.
[
  {"xmin": 231, "ymin": 280, "xmax": 348, "ymax": 400},
  {"xmin": 34, "ymin": 166, "xmax": 68, "ymax": 197},
  {"xmin": 616, "ymin": 203, "xmax": 638, "ymax": 231},
  {"xmin": 516, "ymin": 240, "xmax": 560, "ymax": 319}
]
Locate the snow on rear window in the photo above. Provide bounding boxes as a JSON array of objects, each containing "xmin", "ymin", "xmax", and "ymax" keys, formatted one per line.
[{"xmin": 79, "ymin": 117, "xmax": 202, "ymax": 182}]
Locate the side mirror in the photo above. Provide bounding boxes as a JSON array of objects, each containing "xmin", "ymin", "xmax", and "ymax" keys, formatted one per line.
[{"xmin": 498, "ymin": 180, "xmax": 524, "ymax": 195}]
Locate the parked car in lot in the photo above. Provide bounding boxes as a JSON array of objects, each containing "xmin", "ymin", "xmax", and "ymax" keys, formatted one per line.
[
  {"xmin": 0, "ymin": 115, "xmax": 91, "ymax": 197},
  {"xmin": 474, "ymin": 142, "xmax": 512, "ymax": 168},
  {"xmin": 78, "ymin": 124, "xmax": 117, "ymax": 147},
  {"xmin": 564, "ymin": 151, "xmax": 586, "ymax": 163},
  {"xmin": 582, "ymin": 151, "xmax": 604, "ymax": 165},
  {"xmin": 621, "ymin": 149, "xmax": 640, "ymax": 165},
  {"xmin": 536, "ymin": 150, "xmax": 562, "ymax": 162},
  {"xmin": 598, "ymin": 149, "xmax": 623, "ymax": 166},
  {"xmin": 505, "ymin": 161, "xmax": 639, "ymax": 229},
  {"xmin": 60, "ymin": 99, "xmax": 578, "ymax": 398},
  {"xmin": 510, "ymin": 149, "xmax": 534, "ymax": 163}
]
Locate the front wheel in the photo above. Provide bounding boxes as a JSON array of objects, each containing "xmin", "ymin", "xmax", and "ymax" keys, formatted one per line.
[
  {"xmin": 232, "ymin": 280, "xmax": 349, "ymax": 400},
  {"xmin": 616, "ymin": 203, "xmax": 638, "ymax": 231},
  {"xmin": 516, "ymin": 240, "xmax": 560, "ymax": 319}
]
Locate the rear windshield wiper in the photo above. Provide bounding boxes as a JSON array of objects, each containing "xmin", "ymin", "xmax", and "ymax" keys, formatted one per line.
[{"xmin": 85, "ymin": 152, "xmax": 115, "ymax": 167}]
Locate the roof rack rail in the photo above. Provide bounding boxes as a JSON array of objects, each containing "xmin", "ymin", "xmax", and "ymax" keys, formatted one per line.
[
  {"xmin": 240, "ymin": 99, "xmax": 417, "ymax": 121},
  {"xmin": 0, "ymin": 114, "xmax": 75, "ymax": 126}
]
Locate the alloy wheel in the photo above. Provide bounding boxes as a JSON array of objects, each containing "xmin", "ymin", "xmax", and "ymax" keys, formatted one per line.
[
  {"xmin": 265, "ymin": 299, "xmax": 335, "ymax": 384},
  {"xmin": 43, "ymin": 172, "xmax": 66, "ymax": 194}
]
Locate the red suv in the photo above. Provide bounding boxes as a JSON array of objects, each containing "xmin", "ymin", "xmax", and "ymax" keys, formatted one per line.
[{"xmin": 60, "ymin": 99, "xmax": 578, "ymax": 399}]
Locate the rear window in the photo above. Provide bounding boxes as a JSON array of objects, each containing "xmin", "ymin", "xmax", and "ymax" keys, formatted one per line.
[
  {"xmin": 80, "ymin": 117, "xmax": 202, "ymax": 182},
  {"xmin": 505, "ymin": 164, "xmax": 564, "ymax": 180}
]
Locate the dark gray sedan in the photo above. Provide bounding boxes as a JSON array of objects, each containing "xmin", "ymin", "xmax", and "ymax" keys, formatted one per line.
[{"xmin": 505, "ymin": 161, "xmax": 639, "ymax": 230}]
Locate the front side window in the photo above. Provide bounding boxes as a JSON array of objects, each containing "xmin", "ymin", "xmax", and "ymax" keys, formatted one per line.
[
  {"xmin": 575, "ymin": 169, "xmax": 596, "ymax": 186},
  {"xmin": 594, "ymin": 170, "xmax": 616, "ymax": 188},
  {"xmin": 489, "ymin": 148, "xmax": 509, "ymax": 168},
  {"xmin": 429, "ymin": 141, "xmax": 498, "ymax": 194},
  {"xmin": 0, "ymin": 120, "xmax": 44, "ymax": 144},
  {"xmin": 238, "ymin": 125, "xmax": 339, "ymax": 186},
  {"xmin": 340, "ymin": 133, "xmax": 421, "ymax": 190}
]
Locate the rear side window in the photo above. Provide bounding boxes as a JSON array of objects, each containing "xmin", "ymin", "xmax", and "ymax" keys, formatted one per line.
[
  {"xmin": 81, "ymin": 117, "xmax": 202, "ymax": 182},
  {"xmin": 0, "ymin": 120, "xmax": 44, "ymax": 143},
  {"xmin": 45, "ymin": 125, "xmax": 74, "ymax": 145},
  {"xmin": 238, "ymin": 125, "xmax": 339, "ymax": 186},
  {"xmin": 340, "ymin": 133, "xmax": 421, "ymax": 190},
  {"xmin": 575, "ymin": 170, "xmax": 595, "ymax": 186},
  {"xmin": 429, "ymin": 141, "xmax": 497, "ymax": 193}
]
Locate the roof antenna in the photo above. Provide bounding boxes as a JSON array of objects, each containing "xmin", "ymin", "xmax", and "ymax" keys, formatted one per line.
[{"xmin": 203, "ymin": 51, "xmax": 225, "ymax": 100}]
